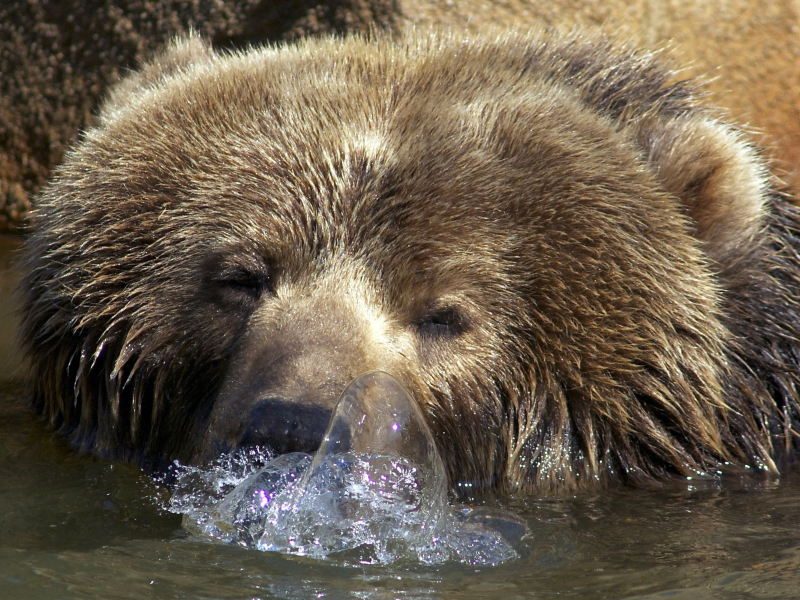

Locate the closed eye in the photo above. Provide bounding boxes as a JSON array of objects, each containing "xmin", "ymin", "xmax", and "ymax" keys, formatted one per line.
[
  {"xmin": 414, "ymin": 305, "xmax": 470, "ymax": 339},
  {"xmin": 214, "ymin": 266, "xmax": 271, "ymax": 299},
  {"xmin": 203, "ymin": 251, "xmax": 273, "ymax": 307}
]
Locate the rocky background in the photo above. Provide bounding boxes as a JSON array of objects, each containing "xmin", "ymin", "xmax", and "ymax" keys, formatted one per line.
[{"xmin": 2, "ymin": 0, "xmax": 798, "ymax": 233}]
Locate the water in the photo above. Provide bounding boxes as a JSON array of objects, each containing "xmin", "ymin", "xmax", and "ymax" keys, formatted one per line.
[
  {"xmin": 4, "ymin": 235, "xmax": 800, "ymax": 598},
  {"xmin": 168, "ymin": 371, "xmax": 521, "ymax": 565}
]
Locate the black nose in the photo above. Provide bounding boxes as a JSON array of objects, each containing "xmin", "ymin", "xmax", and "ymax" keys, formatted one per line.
[{"xmin": 239, "ymin": 398, "xmax": 333, "ymax": 454}]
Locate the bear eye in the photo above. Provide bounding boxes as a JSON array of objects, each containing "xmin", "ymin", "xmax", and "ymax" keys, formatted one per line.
[
  {"xmin": 215, "ymin": 266, "xmax": 271, "ymax": 299},
  {"xmin": 203, "ymin": 253, "xmax": 273, "ymax": 307},
  {"xmin": 414, "ymin": 305, "xmax": 469, "ymax": 339}
]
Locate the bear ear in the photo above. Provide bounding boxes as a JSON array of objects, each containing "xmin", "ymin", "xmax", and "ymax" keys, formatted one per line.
[
  {"xmin": 101, "ymin": 32, "xmax": 215, "ymax": 119},
  {"xmin": 634, "ymin": 114, "xmax": 770, "ymax": 267}
]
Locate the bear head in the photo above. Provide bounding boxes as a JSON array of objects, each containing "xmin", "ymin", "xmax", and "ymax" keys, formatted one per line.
[{"xmin": 19, "ymin": 30, "xmax": 799, "ymax": 494}]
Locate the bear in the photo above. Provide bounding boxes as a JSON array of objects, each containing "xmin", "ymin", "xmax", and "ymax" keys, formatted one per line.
[{"xmin": 17, "ymin": 29, "xmax": 800, "ymax": 495}]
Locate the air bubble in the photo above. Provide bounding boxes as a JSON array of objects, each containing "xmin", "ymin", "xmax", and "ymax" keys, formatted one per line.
[{"xmin": 166, "ymin": 371, "xmax": 525, "ymax": 565}]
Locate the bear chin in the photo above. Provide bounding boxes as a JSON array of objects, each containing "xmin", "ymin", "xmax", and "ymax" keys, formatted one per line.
[{"xmin": 17, "ymin": 29, "xmax": 800, "ymax": 494}]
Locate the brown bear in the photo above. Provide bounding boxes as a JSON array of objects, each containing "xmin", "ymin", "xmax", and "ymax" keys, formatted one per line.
[{"xmin": 17, "ymin": 29, "xmax": 800, "ymax": 494}]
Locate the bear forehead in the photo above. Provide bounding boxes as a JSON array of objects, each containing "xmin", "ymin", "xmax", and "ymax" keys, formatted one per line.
[
  {"xmin": 80, "ymin": 36, "xmax": 667, "ymax": 257},
  {"xmin": 94, "ymin": 47, "xmax": 563, "ymax": 195}
]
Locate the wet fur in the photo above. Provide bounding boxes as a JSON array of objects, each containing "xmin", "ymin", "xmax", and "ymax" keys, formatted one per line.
[{"xmin": 18, "ymin": 30, "xmax": 800, "ymax": 493}]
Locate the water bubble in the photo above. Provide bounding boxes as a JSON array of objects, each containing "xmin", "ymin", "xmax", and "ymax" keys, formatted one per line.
[
  {"xmin": 256, "ymin": 371, "xmax": 452, "ymax": 561},
  {"xmin": 166, "ymin": 371, "xmax": 525, "ymax": 565}
]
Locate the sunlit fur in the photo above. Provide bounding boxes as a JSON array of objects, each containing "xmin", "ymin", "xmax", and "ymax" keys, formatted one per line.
[{"xmin": 18, "ymin": 29, "xmax": 800, "ymax": 494}]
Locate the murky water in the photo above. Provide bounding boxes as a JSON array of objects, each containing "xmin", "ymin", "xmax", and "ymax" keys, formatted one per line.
[{"xmin": 4, "ymin": 235, "xmax": 800, "ymax": 599}]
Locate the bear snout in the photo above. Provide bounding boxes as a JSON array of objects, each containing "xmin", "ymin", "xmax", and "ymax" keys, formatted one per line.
[
  {"xmin": 239, "ymin": 397, "xmax": 333, "ymax": 455},
  {"xmin": 192, "ymin": 270, "xmax": 411, "ymax": 465}
]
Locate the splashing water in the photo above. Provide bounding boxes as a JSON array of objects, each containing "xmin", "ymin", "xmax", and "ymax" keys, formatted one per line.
[{"xmin": 164, "ymin": 371, "xmax": 526, "ymax": 565}]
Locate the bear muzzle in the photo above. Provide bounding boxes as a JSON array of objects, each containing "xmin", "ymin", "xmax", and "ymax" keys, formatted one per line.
[
  {"xmin": 191, "ymin": 285, "xmax": 406, "ymax": 464},
  {"xmin": 193, "ymin": 342, "xmax": 363, "ymax": 462}
]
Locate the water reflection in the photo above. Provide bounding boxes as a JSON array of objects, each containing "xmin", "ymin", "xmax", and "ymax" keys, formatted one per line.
[{"xmin": 0, "ymin": 236, "xmax": 23, "ymax": 380}]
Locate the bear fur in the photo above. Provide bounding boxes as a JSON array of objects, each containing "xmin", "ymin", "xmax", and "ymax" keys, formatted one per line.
[{"xmin": 18, "ymin": 30, "xmax": 800, "ymax": 494}]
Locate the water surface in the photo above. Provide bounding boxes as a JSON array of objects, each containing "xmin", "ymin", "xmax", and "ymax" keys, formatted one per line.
[{"xmin": 3, "ymin": 236, "xmax": 800, "ymax": 599}]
